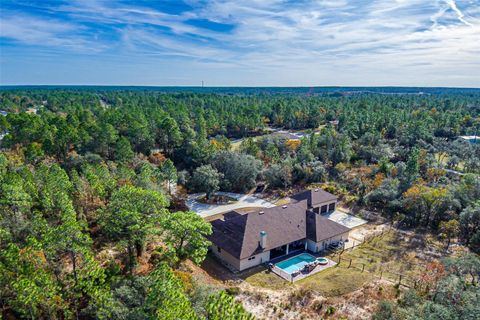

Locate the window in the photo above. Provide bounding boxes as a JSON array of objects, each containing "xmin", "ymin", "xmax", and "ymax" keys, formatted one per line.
[
  {"xmin": 217, "ymin": 246, "xmax": 221, "ymax": 253},
  {"xmin": 321, "ymin": 205, "xmax": 328, "ymax": 214},
  {"xmin": 248, "ymin": 256, "xmax": 256, "ymax": 261},
  {"xmin": 328, "ymin": 203, "xmax": 335, "ymax": 212}
]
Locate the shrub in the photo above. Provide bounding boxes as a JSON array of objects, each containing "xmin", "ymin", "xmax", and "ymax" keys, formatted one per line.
[
  {"xmin": 325, "ymin": 306, "xmax": 336, "ymax": 316},
  {"xmin": 311, "ymin": 300, "xmax": 323, "ymax": 313},
  {"xmin": 225, "ymin": 286, "xmax": 240, "ymax": 296}
]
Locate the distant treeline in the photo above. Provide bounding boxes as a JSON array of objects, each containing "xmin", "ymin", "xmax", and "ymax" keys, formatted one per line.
[
  {"xmin": 1, "ymin": 85, "xmax": 480, "ymax": 96},
  {"xmin": 0, "ymin": 88, "xmax": 479, "ymax": 318}
]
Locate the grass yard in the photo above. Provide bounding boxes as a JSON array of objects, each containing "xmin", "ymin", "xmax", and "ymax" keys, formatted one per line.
[
  {"xmin": 295, "ymin": 266, "xmax": 373, "ymax": 297},
  {"xmin": 245, "ymin": 229, "xmax": 450, "ymax": 296},
  {"xmin": 245, "ymin": 263, "xmax": 372, "ymax": 297},
  {"xmin": 333, "ymin": 229, "xmax": 453, "ymax": 284},
  {"xmin": 434, "ymin": 152, "xmax": 465, "ymax": 171},
  {"xmin": 245, "ymin": 270, "xmax": 292, "ymax": 290},
  {"xmin": 231, "ymin": 139, "xmax": 244, "ymax": 151}
]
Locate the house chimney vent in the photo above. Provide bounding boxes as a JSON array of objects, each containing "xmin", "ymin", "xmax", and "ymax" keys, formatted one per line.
[{"xmin": 260, "ymin": 231, "xmax": 267, "ymax": 249}]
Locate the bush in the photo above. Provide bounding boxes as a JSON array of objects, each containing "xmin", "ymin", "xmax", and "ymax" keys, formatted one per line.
[
  {"xmin": 149, "ymin": 248, "xmax": 167, "ymax": 265},
  {"xmin": 311, "ymin": 300, "xmax": 323, "ymax": 313},
  {"xmin": 225, "ymin": 286, "xmax": 240, "ymax": 296},
  {"xmin": 325, "ymin": 306, "xmax": 336, "ymax": 316},
  {"xmin": 174, "ymin": 270, "xmax": 194, "ymax": 293}
]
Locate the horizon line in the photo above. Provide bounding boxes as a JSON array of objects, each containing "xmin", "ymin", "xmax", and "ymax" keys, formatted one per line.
[{"xmin": 1, "ymin": 84, "xmax": 479, "ymax": 90}]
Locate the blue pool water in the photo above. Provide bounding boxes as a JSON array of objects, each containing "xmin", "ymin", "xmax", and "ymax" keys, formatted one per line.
[{"xmin": 275, "ymin": 253, "xmax": 316, "ymax": 274}]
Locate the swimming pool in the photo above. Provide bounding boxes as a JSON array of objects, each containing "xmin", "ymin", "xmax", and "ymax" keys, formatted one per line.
[{"xmin": 275, "ymin": 253, "xmax": 317, "ymax": 274}]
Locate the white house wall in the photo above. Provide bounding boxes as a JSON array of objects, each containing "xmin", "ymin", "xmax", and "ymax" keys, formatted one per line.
[
  {"xmin": 306, "ymin": 239, "xmax": 318, "ymax": 252},
  {"xmin": 239, "ymin": 251, "xmax": 270, "ymax": 271},
  {"xmin": 312, "ymin": 200, "xmax": 337, "ymax": 213},
  {"xmin": 308, "ymin": 231, "xmax": 350, "ymax": 252},
  {"xmin": 211, "ymin": 246, "xmax": 241, "ymax": 270}
]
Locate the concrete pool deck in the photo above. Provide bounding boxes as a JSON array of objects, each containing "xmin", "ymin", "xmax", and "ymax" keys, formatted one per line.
[{"xmin": 272, "ymin": 254, "xmax": 337, "ymax": 282}]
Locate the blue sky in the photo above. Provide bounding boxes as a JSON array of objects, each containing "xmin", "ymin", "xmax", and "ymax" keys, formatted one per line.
[{"xmin": 1, "ymin": 0, "xmax": 479, "ymax": 87}]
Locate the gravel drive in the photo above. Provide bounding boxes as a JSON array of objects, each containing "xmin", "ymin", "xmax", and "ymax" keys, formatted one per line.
[{"xmin": 186, "ymin": 192, "xmax": 276, "ymax": 218}]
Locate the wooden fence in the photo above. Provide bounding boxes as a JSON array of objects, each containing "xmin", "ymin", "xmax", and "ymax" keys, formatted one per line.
[
  {"xmin": 334, "ymin": 255, "xmax": 418, "ymax": 288},
  {"xmin": 331, "ymin": 228, "xmax": 422, "ymax": 289}
]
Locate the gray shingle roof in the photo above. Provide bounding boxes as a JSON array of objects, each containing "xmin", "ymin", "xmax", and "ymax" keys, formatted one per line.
[
  {"xmin": 306, "ymin": 211, "xmax": 350, "ymax": 242},
  {"xmin": 209, "ymin": 200, "xmax": 308, "ymax": 259},
  {"xmin": 208, "ymin": 189, "xmax": 350, "ymax": 260},
  {"xmin": 290, "ymin": 189, "xmax": 337, "ymax": 207}
]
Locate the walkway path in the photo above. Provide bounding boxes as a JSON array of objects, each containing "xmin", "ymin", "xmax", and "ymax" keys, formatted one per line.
[{"xmin": 186, "ymin": 192, "xmax": 276, "ymax": 218}]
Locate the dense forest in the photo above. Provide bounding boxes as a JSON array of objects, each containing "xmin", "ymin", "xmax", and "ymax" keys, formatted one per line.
[{"xmin": 0, "ymin": 87, "xmax": 479, "ymax": 319}]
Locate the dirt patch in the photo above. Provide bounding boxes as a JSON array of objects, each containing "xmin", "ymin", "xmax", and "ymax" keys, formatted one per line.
[
  {"xmin": 236, "ymin": 278, "xmax": 397, "ymax": 320},
  {"xmin": 349, "ymin": 223, "xmax": 389, "ymax": 242}
]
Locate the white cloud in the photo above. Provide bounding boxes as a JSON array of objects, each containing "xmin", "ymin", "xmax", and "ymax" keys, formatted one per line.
[{"xmin": 1, "ymin": 0, "xmax": 479, "ymax": 86}]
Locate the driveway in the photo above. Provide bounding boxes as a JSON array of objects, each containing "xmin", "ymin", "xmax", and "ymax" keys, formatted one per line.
[
  {"xmin": 324, "ymin": 210, "xmax": 367, "ymax": 229},
  {"xmin": 187, "ymin": 192, "xmax": 276, "ymax": 218}
]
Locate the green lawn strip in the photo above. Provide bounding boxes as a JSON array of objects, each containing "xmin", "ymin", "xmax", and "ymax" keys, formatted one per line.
[
  {"xmin": 295, "ymin": 266, "xmax": 373, "ymax": 297},
  {"xmin": 245, "ymin": 230, "xmax": 432, "ymax": 296},
  {"xmin": 340, "ymin": 231, "xmax": 430, "ymax": 280},
  {"xmin": 245, "ymin": 264, "xmax": 373, "ymax": 297},
  {"xmin": 245, "ymin": 270, "xmax": 293, "ymax": 290}
]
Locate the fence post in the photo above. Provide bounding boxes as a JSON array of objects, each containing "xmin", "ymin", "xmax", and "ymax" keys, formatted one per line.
[
  {"xmin": 338, "ymin": 256, "xmax": 342, "ymax": 265},
  {"xmin": 398, "ymin": 275, "xmax": 402, "ymax": 286},
  {"xmin": 348, "ymin": 258, "xmax": 352, "ymax": 268}
]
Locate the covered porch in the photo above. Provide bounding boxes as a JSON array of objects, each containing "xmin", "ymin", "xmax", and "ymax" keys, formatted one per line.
[{"xmin": 269, "ymin": 239, "xmax": 308, "ymax": 260}]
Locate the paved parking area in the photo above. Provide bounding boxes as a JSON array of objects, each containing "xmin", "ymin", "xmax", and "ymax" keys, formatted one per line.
[
  {"xmin": 187, "ymin": 192, "xmax": 276, "ymax": 218},
  {"xmin": 324, "ymin": 210, "xmax": 367, "ymax": 229}
]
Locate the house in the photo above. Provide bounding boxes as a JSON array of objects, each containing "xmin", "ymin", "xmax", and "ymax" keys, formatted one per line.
[
  {"xmin": 459, "ymin": 135, "xmax": 479, "ymax": 144},
  {"xmin": 267, "ymin": 130, "xmax": 301, "ymax": 141},
  {"xmin": 208, "ymin": 189, "xmax": 350, "ymax": 271},
  {"xmin": 290, "ymin": 188, "xmax": 337, "ymax": 214},
  {"xmin": 26, "ymin": 107, "xmax": 38, "ymax": 114}
]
